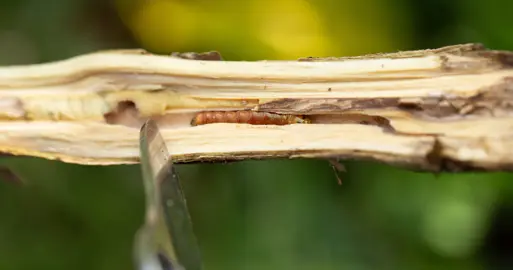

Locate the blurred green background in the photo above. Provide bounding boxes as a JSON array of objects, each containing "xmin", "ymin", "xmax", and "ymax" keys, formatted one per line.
[{"xmin": 1, "ymin": 0, "xmax": 513, "ymax": 269}]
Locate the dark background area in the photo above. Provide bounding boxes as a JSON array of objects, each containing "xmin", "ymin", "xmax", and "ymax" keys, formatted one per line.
[{"xmin": 0, "ymin": 0, "xmax": 512, "ymax": 269}]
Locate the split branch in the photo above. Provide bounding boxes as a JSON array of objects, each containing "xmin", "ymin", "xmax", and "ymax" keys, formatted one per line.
[{"xmin": 1, "ymin": 43, "xmax": 513, "ymax": 171}]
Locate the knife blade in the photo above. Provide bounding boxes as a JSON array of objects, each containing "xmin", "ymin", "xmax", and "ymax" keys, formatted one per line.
[{"xmin": 134, "ymin": 119, "xmax": 203, "ymax": 270}]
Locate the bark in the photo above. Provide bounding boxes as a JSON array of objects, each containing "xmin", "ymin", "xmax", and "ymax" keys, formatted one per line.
[{"xmin": 0, "ymin": 44, "xmax": 512, "ymax": 171}]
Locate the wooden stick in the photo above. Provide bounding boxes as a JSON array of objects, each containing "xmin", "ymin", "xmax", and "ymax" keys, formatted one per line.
[{"xmin": 1, "ymin": 43, "xmax": 512, "ymax": 171}]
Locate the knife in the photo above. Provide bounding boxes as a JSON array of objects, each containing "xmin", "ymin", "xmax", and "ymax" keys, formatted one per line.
[{"xmin": 134, "ymin": 119, "xmax": 203, "ymax": 270}]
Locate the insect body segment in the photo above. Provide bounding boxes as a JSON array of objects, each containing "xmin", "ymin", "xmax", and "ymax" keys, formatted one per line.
[{"xmin": 191, "ymin": 111, "xmax": 310, "ymax": 126}]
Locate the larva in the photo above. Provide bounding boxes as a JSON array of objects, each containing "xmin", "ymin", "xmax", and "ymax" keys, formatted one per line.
[{"xmin": 191, "ymin": 111, "xmax": 310, "ymax": 126}]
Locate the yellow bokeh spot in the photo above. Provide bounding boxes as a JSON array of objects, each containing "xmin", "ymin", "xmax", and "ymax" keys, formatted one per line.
[
  {"xmin": 250, "ymin": 0, "xmax": 333, "ymax": 59},
  {"xmin": 130, "ymin": 0, "xmax": 199, "ymax": 51}
]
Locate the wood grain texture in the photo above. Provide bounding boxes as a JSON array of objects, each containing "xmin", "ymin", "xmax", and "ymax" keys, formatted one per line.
[{"xmin": 0, "ymin": 43, "xmax": 512, "ymax": 171}]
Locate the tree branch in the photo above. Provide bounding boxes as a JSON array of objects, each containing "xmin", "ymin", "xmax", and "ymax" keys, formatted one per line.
[{"xmin": 1, "ymin": 43, "xmax": 512, "ymax": 171}]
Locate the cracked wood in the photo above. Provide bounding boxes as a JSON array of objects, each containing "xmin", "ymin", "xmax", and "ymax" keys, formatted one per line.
[{"xmin": 0, "ymin": 43, "xmax": 512, "ymax": 171}]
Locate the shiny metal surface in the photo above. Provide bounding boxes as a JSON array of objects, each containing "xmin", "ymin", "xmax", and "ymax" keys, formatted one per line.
[{"xmin": 134, "ymin": 119, "xmax": 203, "ymax": 270}]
